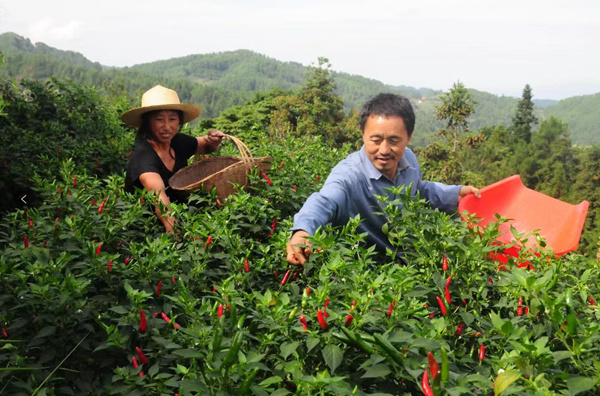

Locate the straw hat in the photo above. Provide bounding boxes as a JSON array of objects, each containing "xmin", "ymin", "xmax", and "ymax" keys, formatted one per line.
[{"xmin": 120, "ymin": 85, "xmax": 202, "ymax": 127}]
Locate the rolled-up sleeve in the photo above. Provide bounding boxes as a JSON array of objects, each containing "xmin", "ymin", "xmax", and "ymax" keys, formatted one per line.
[
  {"xmin": 292, "ymin": 165, "xmax": 351, "ymax": 235},
  {"xmin": 402, "ymin": 148, "xmax": 462, "ymax": 213}
]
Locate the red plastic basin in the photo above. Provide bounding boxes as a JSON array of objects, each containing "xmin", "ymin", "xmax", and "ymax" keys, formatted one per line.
[{"xmin": 458, "ymin": 175, "xmax": 589, "ymax": 256}]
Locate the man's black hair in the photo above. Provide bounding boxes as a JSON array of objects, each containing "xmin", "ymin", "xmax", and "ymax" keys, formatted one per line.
[{"xmin": 359, "ymin": 93, "xmax": 416, "ymax": 137}]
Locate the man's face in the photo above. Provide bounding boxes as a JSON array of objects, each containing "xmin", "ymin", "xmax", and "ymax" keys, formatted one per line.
[{"xmin": 362, "ymin": 114, "xmax": 411, "ymax": 179}]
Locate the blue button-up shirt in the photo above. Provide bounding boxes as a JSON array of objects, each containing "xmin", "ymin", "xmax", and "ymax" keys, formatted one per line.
[{"xmin": 292, "ymin": 146, "xmax": 462, "ymax": 253}]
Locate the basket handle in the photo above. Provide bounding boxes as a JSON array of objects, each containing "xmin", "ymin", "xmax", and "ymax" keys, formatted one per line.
[{"xmin": 193, "ymin": 134, "xmax": 254, "ymax": 164}]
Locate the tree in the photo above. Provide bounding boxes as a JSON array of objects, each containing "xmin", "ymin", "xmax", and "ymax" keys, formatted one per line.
[
  {"xmin": 435, "ymin": 81, "xmax": 477, "ymax": 152},
  {"xmin": 511, "ymin": 84, "xmax": 538, "ymax": 143},
  {"xmin": 296, "ymin": 57, "xmax": 345, "ymax": 144}
]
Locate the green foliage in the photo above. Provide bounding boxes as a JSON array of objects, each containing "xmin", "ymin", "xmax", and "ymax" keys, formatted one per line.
[{"xmin": 0, "ymin": 78, "xmax": 132, "ymax": 214}]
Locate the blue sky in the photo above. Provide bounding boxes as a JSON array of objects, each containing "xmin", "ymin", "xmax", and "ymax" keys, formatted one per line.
[{"xmin": 1, "ymin": 0, "xmax": 599, "ymax": 100}]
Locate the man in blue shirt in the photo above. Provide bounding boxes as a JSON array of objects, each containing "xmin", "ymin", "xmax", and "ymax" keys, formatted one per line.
[{"xmin": 286, "ymin": 93, "xmax": 480, "ymax": 265}]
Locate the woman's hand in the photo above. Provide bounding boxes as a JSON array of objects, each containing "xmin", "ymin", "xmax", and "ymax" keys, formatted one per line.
[{"xmin": 204, "ymin": 129, "xmax": 226, "ymax": 152}]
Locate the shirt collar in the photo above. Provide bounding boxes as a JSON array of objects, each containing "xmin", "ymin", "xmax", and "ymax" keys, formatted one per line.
[{"xmin": 359, "ymin": 146, "xmax": 411, "ymax": 180}]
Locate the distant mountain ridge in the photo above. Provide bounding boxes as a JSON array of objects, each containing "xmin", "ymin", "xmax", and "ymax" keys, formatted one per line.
[{"xmin": 1, "ymin": 32, "xmax": 598, "ymax": 145}]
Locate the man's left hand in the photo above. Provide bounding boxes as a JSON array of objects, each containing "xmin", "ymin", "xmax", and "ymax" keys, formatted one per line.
[{"xmin": 459, "ymin": 185, "xmax": 481, "ymax": 200}]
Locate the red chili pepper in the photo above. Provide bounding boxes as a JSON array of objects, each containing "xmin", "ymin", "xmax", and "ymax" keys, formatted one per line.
[
  {"xmin": 91, "ymin": 198, "xmax": 97, "ymax": 206},
  {"xmin": 351, "ymin": 300, "xmax": 356, "ymax": 311},
  {"xmin": 136, "ymin": 346, "xmax": 149, "ymax": 365},
  {"xmin": 218, "ymin": 304, "xmax": 224, "ymax": 318},
  {"xmin": 299, "ymin": 314, "xmax": 308, "ymax": 331},
  {"xmin": 517, "ymin": 296, "xmax": 523, "ymax": 316},
  {"xmin": 156, "ymin": 280, "xmax": 162, "ymax": 296},
  {"xmin": 96, "ymin": 243, "xmax": 102, "ymax": 256},
  {"xmin": 281, "ymin": 269, "xmax": 291, "ymax": 285},
  {"xmin": 23, "ymin": 235, "xmax": 29, "ymax": 248},
  {"xmin": 317, "ymin": 309, "xmax": 328, "ymax": 330},
  {"xmin": 243, "ymin": 258, "xmax": 250, "ymax": 272},
  {"xmin": 290, "ymin": 153, "xmax": 294, "ymax": 158},
  {"xmin": 139, "ymin": 309, "xmax": 147, "ymax": 332},
  {"xmin": 590, "ymin": 295, "xmax": 596, "ymax": 306},
  {"xmin": 444, "ymin": 276, "xmax": 452, "ymax": 305},
  {"xmin": 161, "ymin": 312, "xmax": 171, "ymax": 323},
  {"xmin": 204, "ymin": 235, "xmax": 212, "ymax": 250},
  {"xmin": 262, "ymin": 172, "xmax": 273, "ymax": 186},
  {"xmin": 316, "ymin": 174, "xmax": 320, "ymax": 183},
  {"xmin": 98, "ymin": 199, "xmax": 106, "ymax": 213},
  {"xmin": 279, "ymin": 160, "xmax": 284, "ymax": 170},
  {"xmin": 125, "ymin": 257, "xmax": 131, "ymax": 265},
  {"xmin": 455, "ymin": 322, "xmax": 464, "ymax": 337},
  {"xmin": 271, "ymin": 216, "xmax": 277, "ymax": 232},
  {"xmin": 436, "ymin": 296, "xmax": 447, "ymax": 315},
  {"xmin": 73, "ymin": 175, "xmax": 77, "ymax": 188},
  {"xmin": 427, "ymin": 352, "xmax": 439, "ymax": 378},
  {"xmin": 479, "ymin": 344, "xmax": 485, "ymax": 361},
  {"xmin": 172, "ymin": 276, "xmax": 176, "ymax": 284},
  {"xmin": 2, "ymin": 327, "xmax": 7, "ymax": 338},
  {"xmin": 292, "ymin": 271, "xmax": 299, "ymax": 281},
  {"xmin": 442, "ymin": 255, "xmax": 448, "ymax": 271},
  {"xmin": 386, "ymin": 302, "xmax": 394, "ymax": 316},
  {"xmin": 216, "ymin": 198, "xmax": 222, "ymax": 207},
  {"xmin": 58, "ymin": 187, "xmax": 62, "ymax": 195},
  {"xmin": 324, "ymin": 298, "xmax": 331, "ymax": 317},
  {"xmin": 132, "ymin": 357, "xmax": 144, "ymax": 377},
  {"xmin": 306, "ymin": 286, "xmax": 310, "ymax": 296},
  {"xmin": 107, "ymin": 259, "xmax": 113, "ymax": 273},
  {"xmin": 345, "ymin": 314, "xmax": 353, "ymax": 327},
  {"xmin": 421, "ymin": 369, "xmax": 434, "ymax": 396},
  {"xmin": 28, "ymin": 219, "xmax": 33, "ymax": 228},
  {"xmin": 293, "ymin": 185, "xmax": 297, "ymax": 192}
]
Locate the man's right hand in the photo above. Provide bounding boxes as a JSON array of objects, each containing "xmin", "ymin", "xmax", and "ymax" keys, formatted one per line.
[{"xmin": 286, "ymin": 230, "xmax": 312, "ymax": 265}]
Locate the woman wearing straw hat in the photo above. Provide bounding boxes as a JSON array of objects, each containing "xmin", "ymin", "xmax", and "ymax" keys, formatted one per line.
[{"xmin": 122, "ymin": 85, "xmax": 225, "ymax": 233}]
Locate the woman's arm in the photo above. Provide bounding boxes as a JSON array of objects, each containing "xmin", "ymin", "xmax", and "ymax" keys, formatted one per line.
[
  {"xmin": 195, "ymin": 129, "xmax": 226, "ymax": 155},
  {"xmin": 139, "ymin": 172, "xmax": 176, "ymax": 234}
]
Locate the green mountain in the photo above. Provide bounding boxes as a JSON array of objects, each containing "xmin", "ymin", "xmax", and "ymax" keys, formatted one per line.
[{"xmin": 1, "ymin": 32, "xmax": 598, "ymax": 145}]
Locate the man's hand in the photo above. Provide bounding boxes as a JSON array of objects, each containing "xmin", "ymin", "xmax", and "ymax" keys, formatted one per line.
[
  {"xmin": 286, "ymin": 230, "xmax": 312, "ymax": 265},
  {"xmin": 459, "ymin": 185, "xmax": 481, "ymax": 200}
]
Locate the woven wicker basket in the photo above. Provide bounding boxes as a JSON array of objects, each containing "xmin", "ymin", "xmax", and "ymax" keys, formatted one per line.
[{"xmin": 169, "ymin": 135, "xmax": 272, "ymax": 199}]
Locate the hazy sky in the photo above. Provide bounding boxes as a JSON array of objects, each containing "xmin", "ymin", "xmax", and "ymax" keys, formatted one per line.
[{"xmin": 1, "ymin": 0, "xmax": 599, "ymax": 100}]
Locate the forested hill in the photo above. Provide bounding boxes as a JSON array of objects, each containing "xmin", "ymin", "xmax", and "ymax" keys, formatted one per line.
[{"xmin": 1, "ymin": 32, "xmax": 599, "ymax": 145}]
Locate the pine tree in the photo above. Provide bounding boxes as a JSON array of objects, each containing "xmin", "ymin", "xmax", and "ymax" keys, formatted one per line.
[{"xmin": 511, "ymin": 84, "xmax": 538, "ymax": 143}]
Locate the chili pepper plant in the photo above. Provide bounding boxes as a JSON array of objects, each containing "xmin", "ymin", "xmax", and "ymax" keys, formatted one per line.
[{"xmin": 1, "ymin": 121, "xmax": 599, "ymax": 395}]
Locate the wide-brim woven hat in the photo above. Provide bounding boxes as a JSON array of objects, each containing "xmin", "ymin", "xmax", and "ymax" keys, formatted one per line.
[{"xmin": 120, "ymin": 85, "xmax": 202, "ymax": 127}]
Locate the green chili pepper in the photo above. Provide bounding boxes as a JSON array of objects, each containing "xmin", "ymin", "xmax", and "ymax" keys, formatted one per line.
[
  {"xmin": 212, "ymin": 318, "xmax": 224, "ymax": 352},
  {"xmin": 565, "ymin": 289, "xmax": 578, "ymax": 335},
  {"xmin": 373, "ymin": 333, "xmax": 403, "ymax": 365},
  {"xmin": 222, "ymin": 331, "xmax": 243, "ymax": 370},
  {"xmin": 238, "ymin": 368, "xmax": 259, "ymax": 395},
  {"xmin": 441, "ymin": 348, "xmax": 449, "ymax": 383}
]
